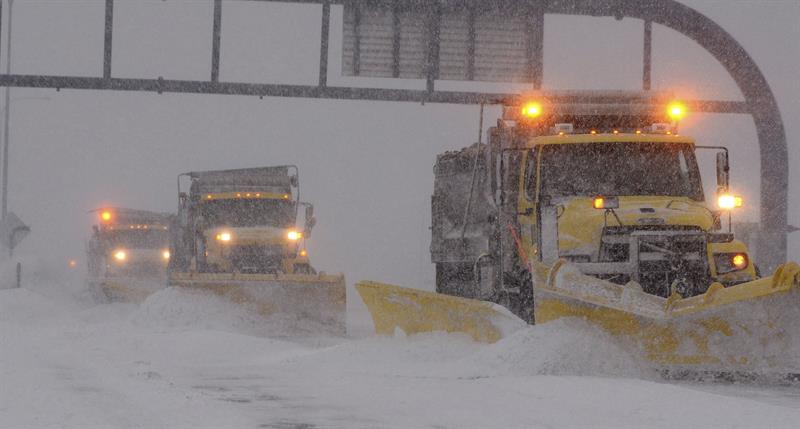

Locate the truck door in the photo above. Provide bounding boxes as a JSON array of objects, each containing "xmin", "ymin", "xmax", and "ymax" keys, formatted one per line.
[{"xmin": 518, "ymin": 147, "xmax": 540, "ymax": 263}]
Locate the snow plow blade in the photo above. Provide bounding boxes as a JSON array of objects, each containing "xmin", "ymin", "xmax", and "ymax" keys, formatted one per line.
[
  {"xmin": 355, "ymin": 281, "xmax": 525, "ymax": 343},
  {"xmin": 170, "ymin": 272, "xmax": 346, "ymax": 335},
  {"xmin": 532, "ymin": 260, "xmax": 800, "ymax": 379},
  {"xmin": 357, "ymin": 262, "xmax": 800, "ymax": 379},
  {"xmin": 91, "ymin": 278, "xmax": 165, "ymax": 303}
]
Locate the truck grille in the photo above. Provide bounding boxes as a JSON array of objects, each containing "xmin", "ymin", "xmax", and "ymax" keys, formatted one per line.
[
  {"xmin": 597, "ymin": 226, "xmax": 710, "ymax": 298},
  {"xmin": 230, "ymin": 245, "xmax": 286, "ymax": 273}
]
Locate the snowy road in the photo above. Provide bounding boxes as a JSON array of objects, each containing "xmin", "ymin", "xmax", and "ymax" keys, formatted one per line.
[{"xmin": 2, "ymin": 285, "xmax": 800, "ymax": 429}]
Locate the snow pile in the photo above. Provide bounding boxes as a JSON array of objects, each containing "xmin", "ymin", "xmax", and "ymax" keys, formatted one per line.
[
  {"xmin": 0, "ymin": 287, "xmax": 68, "ymax": 324},
  {"xmin": 279, "ymin": 318, "xmax": 652, "ymax": 381},
  {"xmin": 131, "ymin": 287, "xmax": 269, "ymax": 335},
  {"xmin": 462, "ymin": 318, "xmax": 654, "ymax": 378},
  {"xmin": 281, "ymin": 331, "xmax": 483, "ymax": 377},
  {"xmin": 131, "ymin": 287, "xmax": 342, "ymax": 342}
]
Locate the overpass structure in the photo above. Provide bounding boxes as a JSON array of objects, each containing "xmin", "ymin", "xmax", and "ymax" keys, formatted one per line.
[{"xmin": 0, "ymin": 0, "xmax": 789, "ymax": 271}]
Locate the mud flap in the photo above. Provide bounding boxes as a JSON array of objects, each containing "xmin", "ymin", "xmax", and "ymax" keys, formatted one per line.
[{"xmin": 170, "ymin": 272, "xmax": 347, "ymax": 336}]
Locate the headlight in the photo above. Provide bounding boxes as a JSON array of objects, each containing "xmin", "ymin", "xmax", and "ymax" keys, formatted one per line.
[
  {"xmin": 162, "ymin": 250, "xmax": 171, "ymax": 260},
  {"xmin": 717, "ymin": 194, "xmax": 743, "ymax": 210},
  {"xmin": 714, "ymin": 252, "xmax": 748, "ymax": 274},
  {"xmin": 287, "ymin": 230, "xmax": 302, "ymax": 241},
  {"xmin": 215, "ymin": 232, "xmax": 232, "ymax": 242},
  {"xmin": 113, "ymin": 249, "xmax": 127, "ymax": 262}
]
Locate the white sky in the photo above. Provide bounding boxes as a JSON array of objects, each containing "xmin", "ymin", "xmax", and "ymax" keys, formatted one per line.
[{"xmin": 3, "ymin": 0, "xmax": 799, "ymax": 288}]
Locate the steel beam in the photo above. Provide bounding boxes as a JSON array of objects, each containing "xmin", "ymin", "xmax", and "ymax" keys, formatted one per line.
[
  {"xmin": 643, "ymin": 19, "xmax": 652, "ymax": 91},
  {"xmin": 0, "ymin": 74, "xmax": 750, "ymax": 115},
  {"xmin": 425, "ymin": 4, "xmax": 441, "ymax": 92},
  {"xmin": 319, "ymin": 1, "xmax": 330, "ymax": 86},
  {"xmin": 211, "ymin": 0, "xmax": 222, "ymax": 82},
  {"xmin": 466, "ymin": 2, "xmax": 475, "ymax": 81},
  {"xmin": 526, "ymin": 1, "xmax": 544, "ymax": 89},
  {"xmin": 352, "ymin": 1, "xmax": 361, "ymax": 76},
  {"xmin": 391, "ymin": 1, "xmax": 400, "ymax": 78},
  {"xmin": 104, "ymin": 0, "xmax": 113, "ymax": 79}
]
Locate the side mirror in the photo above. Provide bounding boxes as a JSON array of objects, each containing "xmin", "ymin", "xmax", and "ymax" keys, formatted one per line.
[
  {"xmin": 716, "ymin": 151, "xmax": 730, "ymax": 192},
  {"xmin": 290, "ymin": 175, "xmax": 299, "ymax": 188},
  {"xmin": 305, "ymin": 217, "xmax": 316, "ymax": 237},
  {"xmin": 304, "ymin": 204, "xmax": 316, "ymax": 237}
]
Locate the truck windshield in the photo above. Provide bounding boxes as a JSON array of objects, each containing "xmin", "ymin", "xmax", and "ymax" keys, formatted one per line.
[
  {"xmin": 199, "ymin": 199, "xmax": 296, "ymax": 228},
  {"xmin": 106, "ymin": 229, "xmax": 169, "ymax": 249},
  {"xmin": 538, "ymin": 142, "xmax": 704, "ymax": 201}
]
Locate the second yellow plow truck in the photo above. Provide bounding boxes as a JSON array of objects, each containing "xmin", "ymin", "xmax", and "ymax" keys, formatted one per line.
[
  {"xmin": 357, "ymin": 91, "xmax": 800, "ymax": 381},
  {"xmin": 168, "ymin": 166, "xmax": 346, "ymax": 334}
]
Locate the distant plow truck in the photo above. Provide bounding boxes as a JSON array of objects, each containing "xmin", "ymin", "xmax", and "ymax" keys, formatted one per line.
[
  {"xmin": 168, "ymin": 166, "xmax": 345, "ymax": 335},
  {"xmin": 87, "ymin": 207, "xmax": 173, "ymax": 302}
]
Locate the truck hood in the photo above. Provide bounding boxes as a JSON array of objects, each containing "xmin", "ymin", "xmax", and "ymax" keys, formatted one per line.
[{"xmin": 555, "ymin": 196, "xmax": 714, "ymax": 255}]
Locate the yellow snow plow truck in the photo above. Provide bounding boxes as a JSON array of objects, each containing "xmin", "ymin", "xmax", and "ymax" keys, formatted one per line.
[
  {"xmin": 87, "ymin": 207, "xmax": 172, "ymax": 302},
  {"xmin": 168, "ymin": 166, "xmax": 345, "ymax": 334},
  {"xmin": 357, "ymin": 92, "xmax": 800, "ymax": 380}
]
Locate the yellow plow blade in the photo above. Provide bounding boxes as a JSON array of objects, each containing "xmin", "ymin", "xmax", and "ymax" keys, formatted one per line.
[
  {"xmin": 534, "ymin": 261, "xmax": 800, "ymax": 376},
  {"xmin": 357, "ymin": 262, "xmax": 800, "ymax": 377},
  {"xmin": 355, "ymin": 281, "xmax": 525, "ymax": 343},
  {"xmin": 91, "ymin": 277, "xmax": 165, "ymax": 303},
  {"xmin": 170, "ymin": 272, "xmax": 346, "ymax": 336}
]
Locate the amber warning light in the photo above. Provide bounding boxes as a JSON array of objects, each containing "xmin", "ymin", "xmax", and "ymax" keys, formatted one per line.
[
  {"xmin": 667, "ymin": 102, "xmax": 686, "ymax": 121},
  {"xmin": 593, "ymin": 196, "xmax": 619, "ymax": 210},
  {"xmin": 520, "ymin": 101, "xmax": 542, "ymax": 119}
]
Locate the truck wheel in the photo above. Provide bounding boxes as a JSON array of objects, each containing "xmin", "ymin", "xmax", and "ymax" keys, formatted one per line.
[
  {"xmin": 502, "ymin": 269, "xmax": 535, "ymax": 324},
  {"xmin": 435, "ymin": 263, "xmax": 476, "ymax": 298}
]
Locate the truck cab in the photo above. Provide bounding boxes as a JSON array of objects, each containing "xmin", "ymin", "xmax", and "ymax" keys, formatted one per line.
[
  {"xmin": 431, "ymin": 93, "xmax": 756, "ymax": 319},
  {"xmin": 517, "ymin": 131, "xmax": 755, "ymax": 298},
  {"xmin": 171, "ymin": 166, "xmax": 316, "ymax": 275},
  {"xmin": 86, "ymin": 208, "xmax": 172, "ymax": 292}
]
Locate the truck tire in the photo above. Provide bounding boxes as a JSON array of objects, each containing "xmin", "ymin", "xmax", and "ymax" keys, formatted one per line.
[
  {"xmin": 498, "ymin": 269, "xmax": 535, "ymax": 324},
  {"xmin": 435, "ymin": 263, "xmax": 476, "ymax": 298}
]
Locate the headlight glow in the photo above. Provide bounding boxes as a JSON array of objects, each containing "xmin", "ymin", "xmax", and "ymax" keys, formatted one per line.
[
  {"xmin": 718, "ymin": 194, "xmax": 743, "ymax": 210},
  {"xmin": 216, "ymin": 232, "xmax": 232, "ymax": 242},
  {"xmin": 113, "ymin": 249, "xmax": 127, "ymax": 261},
  {"xmin": 162, "ymin": 250, "xmax": 171, "ymax": 260},
  {"xmin": 287, "ymin": 230, "xmax": 302, "ymax": 241},
  {"xmin": 714, "ymin": 252, "xmax": 748, "ymax": 274}
]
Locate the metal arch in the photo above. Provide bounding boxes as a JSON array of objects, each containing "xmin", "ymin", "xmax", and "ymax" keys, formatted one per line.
[{"xmin": 540, "ymin": 0, "xmax": 787, "ymax": 272}]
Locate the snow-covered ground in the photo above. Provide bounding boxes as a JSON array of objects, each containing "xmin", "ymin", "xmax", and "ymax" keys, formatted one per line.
[{"xmin": 2, "ymin": 278, "xmax": 800, "ymax": 429}]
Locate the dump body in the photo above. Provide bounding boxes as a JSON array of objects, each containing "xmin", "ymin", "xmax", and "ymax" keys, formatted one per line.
[
  {"xmin": 169, "ymin": 166, "xmax": 345, "ymax": 335},
  {"xmin": 87, "ymin": 207, "xmax": 172, "ymax": 302}
]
